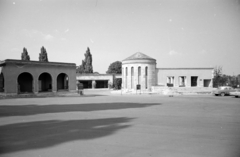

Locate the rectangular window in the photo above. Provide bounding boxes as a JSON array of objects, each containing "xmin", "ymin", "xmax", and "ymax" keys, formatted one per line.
[
  {"xmin": 179, "ymin": 76, "xmax": 186, "ymax": 87},
  {"xmin": 167, "ymin": 76, "xmax": 174, "ymax": 87}
]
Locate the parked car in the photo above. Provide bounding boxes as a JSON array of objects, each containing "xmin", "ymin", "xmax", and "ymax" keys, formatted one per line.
[
  {"xmin": 213, "ymin": 86, "xmax": 235, "ymax": 96},
  {"xmin": 230, "ymin": 88, "xmax": 240, "ymax": 98}
]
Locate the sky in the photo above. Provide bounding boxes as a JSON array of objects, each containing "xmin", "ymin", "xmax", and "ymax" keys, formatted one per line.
[{"xmin": 0, "ymin": 0, "xmax": 240, "ymax": 75}]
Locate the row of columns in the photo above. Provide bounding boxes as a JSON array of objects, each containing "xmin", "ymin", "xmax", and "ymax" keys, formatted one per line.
[{"xmin": 122, "ymin": 64, "xmax": 156, "ymax": 90}]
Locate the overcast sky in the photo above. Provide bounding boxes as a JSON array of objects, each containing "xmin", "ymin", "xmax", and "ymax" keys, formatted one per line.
[{"xmin": 0, "ymin": 0, "xmax": 240, "ymax": 75}]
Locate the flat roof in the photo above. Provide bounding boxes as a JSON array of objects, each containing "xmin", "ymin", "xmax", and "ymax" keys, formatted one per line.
[
  {"xmin": 76, "ymin": 73, "xmax": 121, "ymax": 76},
  {"xmin": 0, "ymin": 59, "xmax": 76, "ymax": 67},
  {"xmin": 157, "ymin": 67, "xmax": 213, "ymax": 70}
]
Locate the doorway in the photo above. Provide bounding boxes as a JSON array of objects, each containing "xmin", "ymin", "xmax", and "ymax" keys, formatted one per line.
[{"xmin": 191, "ymin": 76, "xmax": 198, "ymax": 87}]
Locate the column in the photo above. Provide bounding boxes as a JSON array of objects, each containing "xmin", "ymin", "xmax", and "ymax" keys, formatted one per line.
[{"xmin": 92, "ymin": 80, "xmax": 96, "ymax": 89}]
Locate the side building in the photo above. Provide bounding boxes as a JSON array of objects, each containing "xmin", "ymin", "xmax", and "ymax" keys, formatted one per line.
[
  {"xmin": 122, "ymin": 52, "xmax": 213, "ymax": 91},
  {"xmin": 76, "ymin": 73, "xmax": 121, "ymax": 89},
  {"xmin": 0, "ymin": 59, "xmax": 76, "ymax": 95}
]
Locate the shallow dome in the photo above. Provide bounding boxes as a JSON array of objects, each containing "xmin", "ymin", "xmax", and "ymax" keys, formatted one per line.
[{"xmin": 123, "ymin": 52, "xmax": 156, "ymax": 61}]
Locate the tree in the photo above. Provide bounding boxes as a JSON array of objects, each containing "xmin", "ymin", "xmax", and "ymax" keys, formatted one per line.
[
  {"xmin": 76, "ymin": 47, "xmax": 93, "ymax": 73},
  {"xmin": 106, "ymin": 61, "xmax": 122, "ymax": 74},
  {"xmin": 237, "ymin": 74, "xmax": 240, "ymax": 87},
  {"xmin": 39, "ymin": 46, "xmax": 48, "ymax": 62},
  {"xmin": 219, "ymin": 74, "xmax": 228, "ymax": 86},
  {"xmin": 21, "ymin": 47, "xmax": 30, "ymax": 61},
  {"xmin": 84, "ymin": 47, "xmax": 93, "ymax": 73},
  {"xmin": 213, "ymin": 66, "xmax": 222, "ymax": 87},
  {"xmin": 76, "ymin": 60, "xmax": 85, "ymax": 73},
  {"xmin": 106, "ymin": 61, "xmax": 122, "ymax": 89},
  {"xmin": 113, "ymin": 78, "xmax": 122, "ymax": 89},
  {"xmin": 213, "ymin": 66, "xmax": 240, "ymax": 88}
]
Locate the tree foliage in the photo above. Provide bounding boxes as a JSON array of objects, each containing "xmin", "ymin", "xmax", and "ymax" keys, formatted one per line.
[
  {"xmin": 21, "ymin": 47, "xmax": 30, "ymax": 61},
  {"xmin": 106, "ymin": 61, "xmax": 122, "ymax": 74},
  {"xmin": 39, "ymin": 46, "xmax": 48, "ymax": 62},
  {"xmin": 213, "ymin": 66, "xmax": 240, "ymax": 88},
  {"xmin": 77, "ymin": 47, "xmax": 93, "ymax": 73},
  {"xmin": 213, "ymin": 66, "xmax": 222, "ymax": 87},
  {"xmin": 113, "ymin": 78, "xmax": 122, "ymax": 89}
]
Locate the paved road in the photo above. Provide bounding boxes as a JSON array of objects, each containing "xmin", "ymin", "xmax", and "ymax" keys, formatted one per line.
[{"xmin": 0, "ymin": 92, "xmax": 240, "ymax": 157}]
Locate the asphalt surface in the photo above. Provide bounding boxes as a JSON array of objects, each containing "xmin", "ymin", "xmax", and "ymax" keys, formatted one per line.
[{"xmin": 0, "ymin": 90, "xmax": 240, "ymax": 157}]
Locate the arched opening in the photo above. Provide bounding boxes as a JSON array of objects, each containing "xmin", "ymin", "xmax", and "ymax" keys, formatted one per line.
[
  {"xmin": 125, "ymin": 67, "xmax": 128, "ymax": 88},
  {"xmin": 38, "ymin": 73, "xmax": 52, "ymax": 92},
  {"xmin": 0, "ymin": 73, "xmax": 4, "ymax": 92},
  {"xmin": 57, "ymin": 73, "xmax": 69, "ymax": 91},
  {"xmin": 18, "ymin": 72, "xmax": 33, "ymax": 93}
]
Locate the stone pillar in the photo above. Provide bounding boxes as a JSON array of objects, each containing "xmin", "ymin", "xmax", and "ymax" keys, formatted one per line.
[
  {"xmin": 52, "ymin": 75, "xmax": 57, "ymax": 93},
  {"xmin": 122, "ymin": 67, "xmax": 124, "ymax": 89},
  {"xmin": 92, "ymin": 80, "xmax": 96, "ymax": 89},
  {"xmin": 184, "ymin": 76, "xmax": 187, "ymax": 87}
]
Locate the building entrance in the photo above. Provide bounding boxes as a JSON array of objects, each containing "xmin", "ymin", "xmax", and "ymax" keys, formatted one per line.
[{"xmin": 191, "ymin": 76, "xmax": 198, "ymax": 87}]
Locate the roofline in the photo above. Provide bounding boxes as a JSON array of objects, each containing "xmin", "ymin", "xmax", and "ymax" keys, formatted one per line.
[
  {"xmin": 76, "ymin": 73, "xmax": 121, "ymax": 76},
  {"xmin": 122, "ymin": 52, "xmax": 156, "ymax": 61},
  {"xmin": 122, "ymin": 62, "xmax": 156, "ymax": 65},
  {"xmin": 0, "ymin": 59, "xmax": 76, "ymax": 67},
  {"xmin": 122, "ymin": 58, "xmax": 156, "ymax": 61},
  {"xmin": 157, "ymin": 67, "xmax": 214, "ymax": 70}
]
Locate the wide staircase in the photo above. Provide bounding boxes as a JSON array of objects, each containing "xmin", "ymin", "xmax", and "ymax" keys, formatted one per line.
[
  {"xmin": 118, "ymin": 86, "xmax": 214, "ymax": 95},
  {"xmin": 151, "ymin": 86, "xmax": 214, "ymax": 95}
]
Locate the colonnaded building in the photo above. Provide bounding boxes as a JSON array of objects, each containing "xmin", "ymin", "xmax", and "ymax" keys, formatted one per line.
[
  {"xmin": 0, "ymin": 59, "xmax": 76, "ymax": 95},
  {"xmin": 121, "ymin": 52, "xmax": 213, "ymax": 91}
]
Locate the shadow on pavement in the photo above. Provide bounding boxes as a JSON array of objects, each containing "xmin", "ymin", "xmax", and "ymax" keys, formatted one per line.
[
  {"xmin": 0, "ymin": 117, "xmax": 133, "ymax": 154},
  {"xmin": 0, "ymin": 103, "xmax": 160, "ymax": 117}
]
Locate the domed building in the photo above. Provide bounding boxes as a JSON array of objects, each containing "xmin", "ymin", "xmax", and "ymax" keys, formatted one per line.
[{"xmin": 122, "ymin": 52, "xmax": 157, "ymax": 90}]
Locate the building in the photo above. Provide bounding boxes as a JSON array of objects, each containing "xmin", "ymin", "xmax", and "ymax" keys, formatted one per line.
[
  {"xmin": 0, "ymin": 59, "xmax": 76, "ymax": 95},
  {"xmin": 76, "ymin": 73, "xmax": 121, "ymax": 89},
  {"xmin": 122, "ymin": 52, "xmax": 213, "ymax": 91},
  {"xmin": 0, "ymin": 52, "xmax": 213, "ymax": 95}
]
